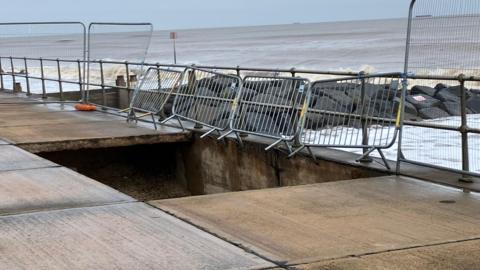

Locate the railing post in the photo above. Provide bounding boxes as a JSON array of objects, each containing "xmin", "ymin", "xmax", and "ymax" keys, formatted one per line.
[
  {"xmin": 396, "ymin": 74, "xmax": 409, "ymax": 174},
  {"xmin": 24, "ymin": 57, "xmax": 31, "ymax": 96},
  {"xmin": 156, "ymin": 63, "xmax": 161, "ymax": 87},
  {"xmin": 10, "ymin": 57, "xmax": 16, "ymax": 91},
  {"xmin": 458, "ymin": 74, "xmax": 472, "ymax": 183},
  {"xmin": 290, "ymin": 68, "xmax": 296, "ymax": 77},
  {"xmin": 99, "ymin": 60, "xmax": 106, "ymax": 107},
  {"xmin": 39, "ymin": 58, "xmax": 47, "ymax": 99},
  {"xmin": 56, "ymin": 59, "xmax": 64, "ymax": 101},
  {"xmin": 236, "ymin": 66, "xmax": 241, "ymax": 77},
  {"xmin": 125, "ymin": 61, "xmax": 131, "ymax": 104},
  {"xmin": 359, "ymin": 71, "xmax": 372, "ymax": 163},
  {"xmin": 0, "ymin": 58, "xmax": 4, "ymax": 90},
  {"xmin": 77, "ymin": 60, "xmax": 84, "ymax": 102}
]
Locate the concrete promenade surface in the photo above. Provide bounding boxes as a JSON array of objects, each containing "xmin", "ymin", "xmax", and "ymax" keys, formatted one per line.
[
  {"xmin": 0, "ymin": 142, "xmax": 272, "ymax": 270},
  {"xmin": 0, "ymin": 92, "xmax": 190, "ymax": 152},
  {"xmin": 1, "ymin": 93, "xmax": 480, "ymax": 269},
  {"xmin": 152, "ymin": 176, "xmax": 480, "ymax": 269}
]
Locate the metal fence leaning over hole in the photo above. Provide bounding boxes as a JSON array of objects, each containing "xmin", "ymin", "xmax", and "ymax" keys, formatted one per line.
[
  {"xmin": 161, "ymin": 67, "xmax": 242, "ymax": 138},
  {"xmin": 219, "ymin": 76, "xmax": 311, "ymax": 153},
  {"xmin": 291, "ymin": 73, "xmax": 406, "ymax": 169},
  {"xmin": 125, "ymin": 67, "xmax": 185, "ymax": 129}
]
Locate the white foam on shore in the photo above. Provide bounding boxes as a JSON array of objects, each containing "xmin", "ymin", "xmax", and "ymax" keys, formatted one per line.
[{"xmin": 302, "ymin": 114, "xmax": 480, "ymax": 173}]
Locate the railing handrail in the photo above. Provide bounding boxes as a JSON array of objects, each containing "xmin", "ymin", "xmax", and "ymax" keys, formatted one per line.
[{"xmin": 3, "ymin": 55, "xmax": 480, "ymax": 82}]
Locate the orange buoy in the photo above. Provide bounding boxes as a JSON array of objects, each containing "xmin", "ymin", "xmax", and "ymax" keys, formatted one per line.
[{"xmin": 75, "ymin": 104, "xmax": 97, "ymax": 111}]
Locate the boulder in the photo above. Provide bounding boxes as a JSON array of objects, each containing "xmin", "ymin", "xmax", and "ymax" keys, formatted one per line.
[
  {"xmin": 316, "ymin": 90, "xmax": 355, "ymax": 111},
  {"xmin": 435, "ymin": 83, "xmax": 449, "ymax": 91},
  {"xmin": 196, "ymin": 87, "xmax": 217, "ymax": 98},
  {"xmin": 239, "ymin": 87, "xmax": 258, "ymax": 101},
  {"xmin": 411, "ymin": 85, "xmax": 436, "ymax": 97},
  {"xmin": 243, "ymin": 80, "xmax": 272, "ymax": 92},
  {"xmin": 161, "ymin": 103, "xmax": 173, "ymax": 118},
  {"xmin": 188, "ymin": 103, "xmax": 218, "ymax": 125},
  {"xmin": 345, "ymin": 83, "xmax": 387, "ymax": 103},
  {"xmin": 245, "ymin": 94, "xmax": 291, "ymax": 114},
  {"xmin": 275, "ymin": 112, "xmax": 298, "ymax": 137},
  {"xmin": 196, "ymin": 78, "xmax": 222, "ymax": 91},
  {"xmin": 443, "ymin": 102, "xmax": 461, "ymax": 116},
  {"xmin": 213, "ymin": 117, "xmax": 231, "ymax": 130},
  {"xmin": 404, "ymin": 112, "xmax": 421, "ymax": 121},
  {"xmin": 218, "ymin": 87, "xmax": 238, "ymax": 100},
  {"xmin": 406, "ymin": 94, "xmax": 442, "ymax": 110},
  {"xmin": 445, "ymin": 85, "xmax": 469, "ymax": 98},
  {"xmin": 212, "ymin": 75, "xmax": 238, "ymax": 89},
  {"xmin": 369, "ymin": 99, "xmax": 395, "ymax": 119},
  {"xmin": 418, "ymin": 107, "xmax": 450, "ymax": 119},
  {"xmin": 467, "ymin": 94, "xmax": 480, "ymax": 113},
  {"xmin": 471, "ymin": 89, "xmax": 480, "ymax": 95},
  {"xmin": 305, "ymin": 96, "xmax": 350, "ymax": 129},
  {"xmin": 375, "ymin": 87, "xmax": 399, "ymax": 101},
  {"xmin": 174, "ymin": 98, "xmax": 194, "ymax": 116},
  {"xmin": 264, "ymin": 86, "xmax": 294, "ymax": 98},
  {"xmin": 311, "ymin": 82, "xmax": 345, "ymax": 95},
  {"xmin": 434, "ymin": 88, "xmax": 460, "ymax": 103},
  {"xmin": 393, "ymin": 97, "xmax": 418, "ymax": 116}
]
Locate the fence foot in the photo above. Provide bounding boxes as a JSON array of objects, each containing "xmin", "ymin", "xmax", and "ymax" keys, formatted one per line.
[
  {"xmin": 265, "ymin": 138, "xmax": 283, "ymax": 152},
  {"xmin": 218, "ymin": 130, "xmax": 233, "ymax": 141},
  {"xmin": 377, "ymin": 149, "xmax": 391, "ymax": 171},
  {"xmin": 234, "ymin": 132, "xmax": 244, "ymax": 148},
  {"xmin": 288, "ymin": 145, "xmax": 305, "ymax": 159},
  {"xmin": 160, "ymin": 115, "xmax": 175, "ymax": 125},
  {"xmin": 151, "ymin": 114, "xmax": 158, "ymax": 130},
  {"xmin": 283, "ymin": 141, "xmax": 293, "ymax": 154},
  {"xmin": 307, "ymin": 147, "xmax": 317, "ymax": 162},
  {"xmin": 200, "ymin": 128, "xmax": 218, "ymax": 139}
]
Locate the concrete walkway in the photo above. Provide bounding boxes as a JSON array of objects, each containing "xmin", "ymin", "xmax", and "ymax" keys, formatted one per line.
[
  {"xmin": 0, "ymin": 93, "xmax": 190, "ymax": 152},
  {"xmin": 0, "ymin": 142, "xmax": 272, "ymax": 269},
  {"xmin": 151, "ymin": 176, "xmax": 480, "ymax": 269}
]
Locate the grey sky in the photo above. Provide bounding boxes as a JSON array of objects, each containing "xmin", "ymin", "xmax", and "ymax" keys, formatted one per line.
[{"xmin": 3, "ymin": 0, "xmax": 411, "ymax": 29}]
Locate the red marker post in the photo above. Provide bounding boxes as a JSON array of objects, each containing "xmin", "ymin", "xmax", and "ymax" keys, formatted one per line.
[{"xmin": 170, "ymin": 32, "xmax": 177, "ymax": 64}]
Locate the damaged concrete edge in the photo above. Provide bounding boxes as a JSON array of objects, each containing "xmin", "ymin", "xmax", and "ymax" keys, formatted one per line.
[{"xmin": 16, "ymin": 133, "xmax": 193, "ymax": 153}]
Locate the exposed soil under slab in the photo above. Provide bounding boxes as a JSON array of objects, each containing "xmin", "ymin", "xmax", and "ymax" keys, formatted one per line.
[{"xmin": 39, "ymin": 144, "xmax": 190, "ymax": 201}]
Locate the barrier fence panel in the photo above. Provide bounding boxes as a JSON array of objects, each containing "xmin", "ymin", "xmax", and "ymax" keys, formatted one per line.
[
  {"xmin": 128, "ymin": 67, "xmax": 185, "ymax": 129},
  {"xmin": 401, "ymin": 0, "xmax": 480, "ymax": 179},
  {"xmin": 163, "ymin": 67, "xmax": 242, "ymax": 137},
  {"xmin": 294, "ymin": 73, "xmax": 404, "ymax": 169},
  {"xmin": 223, "ymin": 76, "xmax": 310, "ymax": 152},
  {"xmin": 0, "ymin": 22, "xmax": 86, "ymax": 100},
  {"xmin": 87, "ymin": 23, "xmax": 153, "ymax": 106}
]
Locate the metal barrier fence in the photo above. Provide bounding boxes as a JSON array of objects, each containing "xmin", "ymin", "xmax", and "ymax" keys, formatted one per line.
[
  {"xmin": 0, "ymin": 22, "xmax": 86, "ymax": 100},
  {"xmin": 127, "ymin": 67, "xmax": 185, "ymax": 129},
  {"xmin": 86, "ymin": 23, "xmax": 153, "ymax": 105},
  {"xmin": 293, "ymin": 73, "xmax": 404, "ymax": 168},
  {"xmin": 162, "ymin": 67, "xmax": 242, "ymax": 137},
  {"xmin": 399, "ymin": 0, "xmax": 480, "ymax": 180},
  {"xmin": 220, "ymin": 76, "xmax": 310, "ymax": 152}
]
